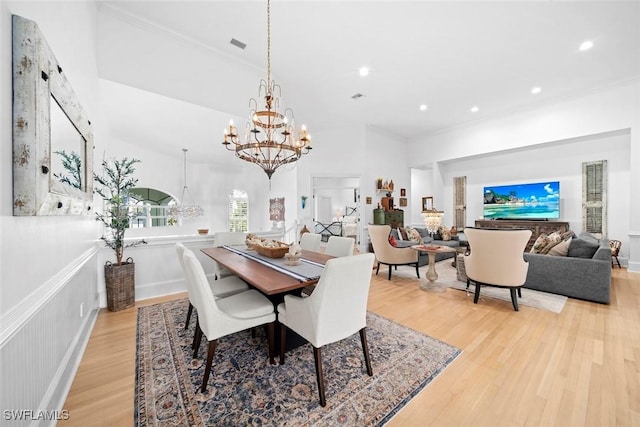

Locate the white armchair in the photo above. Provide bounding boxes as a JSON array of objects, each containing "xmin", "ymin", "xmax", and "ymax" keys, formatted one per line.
[
  {"xmin": 463, "ymin": 227, "xmax": 532, "ymax": 311},
  {"xmin": 182, "ymin": 250, "xmax": 276, "ymax": 392},
  {"xmin": 368, "ymin": 224, "xmax": 419, "ymax": 280},
  {"xmin": 277, "ymin": 253, "xmax": 375, "ymax": 406}
]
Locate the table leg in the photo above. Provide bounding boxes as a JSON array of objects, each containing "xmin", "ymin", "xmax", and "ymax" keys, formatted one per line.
[{"xmin": 419, "ymin": 252, "xmax": 448, "ymax": 292}]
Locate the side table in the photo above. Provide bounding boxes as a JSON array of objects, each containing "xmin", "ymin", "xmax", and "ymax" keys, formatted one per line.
[{"xmin": 411, "ymin": 245, "xmax": 457, "ymax": 292}]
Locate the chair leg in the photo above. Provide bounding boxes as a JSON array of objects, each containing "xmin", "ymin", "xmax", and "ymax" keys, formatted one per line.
[
  {"xmin": 279, "ymin": 323, "xmax": 287, "ymax": 365},
  {"xmin": 201, "ymin": 340, "xmax": 217, "ymax": 393},
  {"xmin": 615, "ymin": 256, "xmax": 621, "ymax": 268},
  {"xmin": 510, "ymin": 288, "xmax": 519, "ymax": 311},
  {"xmin": 313, "ymin": 346, "xmax": 326, "ymax": 407},
  {"xmin": 193, "ymin": 324, "xmax": 203, "ymax": 359},
  {"xmin": 388, "ymin": 265, "xmax": 392, "ymax": 280},
  {"xmin": 375, "ymin": 263, "xmax": 380, "ymax": 275},
  {"xmin": 266, "ymin": 322, "xmax": 275, "ymax": 365},
  {"xmin": 517, "ymin": 288, "xmax": 522, "ymax": 298},
  {"xmin": 359, "ymin": 328, "xmax": 373, "ymax": 376},
  {"xmin": 415, "ymin": 263, "xmax": 420, "ymax": 279},
  {"xmin": 185, "ymin": 302, "xmax": 193, "ymax": 330},
  {"xmin": 473, "ymin": 281, "xmax": 481, "ymax": 304}
]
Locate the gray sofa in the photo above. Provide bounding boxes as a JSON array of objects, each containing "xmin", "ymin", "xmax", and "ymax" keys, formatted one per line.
[
  {"xmin": 392, "ymin": 227, "xmax": 460, "ymax": 266},
  {"xmin": 523, "ymin": 232, "xmax": 611, "ymax": 304}
]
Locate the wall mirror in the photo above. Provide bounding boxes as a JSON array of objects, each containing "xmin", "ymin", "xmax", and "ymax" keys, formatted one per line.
[{"xmin": 12, "ymin": 15, "xmax": 94, "ymax": 215}]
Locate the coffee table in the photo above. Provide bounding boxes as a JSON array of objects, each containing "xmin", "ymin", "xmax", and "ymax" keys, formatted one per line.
[{"xmin": 411, "ymin": 245, "xmax": 458, "ymax": 292}]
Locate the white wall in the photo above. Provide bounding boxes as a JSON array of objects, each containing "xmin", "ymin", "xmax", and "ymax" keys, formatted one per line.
[
  {"xmin": 408, "ymin": 79, "xmax": 640, "ymax": 270},
  {"xmin": 0, "ymin": 1, "xmax": 101, "ymax": 421}
]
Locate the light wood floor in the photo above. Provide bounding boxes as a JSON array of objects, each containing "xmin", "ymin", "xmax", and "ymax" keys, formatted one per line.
[{"xmin": 60, "ymin": 266, "xmax": 640, "ymax": 426}]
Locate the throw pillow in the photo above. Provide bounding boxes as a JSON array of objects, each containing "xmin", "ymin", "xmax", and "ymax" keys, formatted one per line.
[
  {"xmin": 567, "ymin": 238, "xmax": 599, "ymax": 258},
  {"xmin": 547, "ymin": 237, "xmax": 571, "ymax": 256},
  {"xmin": 530, "ymin": 233, "xmax": 550, "ymax": 254},
  {"xmin": 390, "ymin": 228, "xmax": 400, "ymax": 241},
  {"xmin": 388, "ymin": 235, "xmax": 398, "ymax": 247},
  {"xmin": 539, "ymin": 231, "xmax": 563, "ymax": 254},
  {"xmin": 441, "ymin": 228, "xmax": 451, "ymax": 241},
  {"xmin": 399, "ymin": 227, "xmax": 409, "ymax": 241},
  {"xmin": 408, "ymin": 228, "xmax": 422, "ymax": 242}
]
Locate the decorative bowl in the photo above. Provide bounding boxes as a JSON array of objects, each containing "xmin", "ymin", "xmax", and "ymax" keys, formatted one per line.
[
  {"xmin": 255, "ymin": 242, "xmax": 290, "ymax": 258},
  {"xmin": 197, "ymin": 229, "xmax": 209, "ymax": 235}
]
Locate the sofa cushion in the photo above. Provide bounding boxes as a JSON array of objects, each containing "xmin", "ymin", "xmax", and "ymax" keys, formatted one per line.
[
  {"xmin": 567, "ymin": 238, "xmax": 599, "ymax": 258},
  {"xmin": 390, "ymin": 228, "xmax": 400, "ymax": 240},
  {"xmin": 548, "ymin": 237, "xmax": 571, "ymax": 256}
]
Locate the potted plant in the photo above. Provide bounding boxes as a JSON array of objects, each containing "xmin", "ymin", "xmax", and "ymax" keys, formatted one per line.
[{"xmin": 94, "ymin": 157, "xmax": 146, "ymax": 311}]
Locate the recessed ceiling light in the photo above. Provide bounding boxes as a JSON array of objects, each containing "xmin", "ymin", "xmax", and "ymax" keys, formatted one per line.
[
  {"xmin": 531, "ymin": 86, "xmax": 542, "ymax": 95},
  {"xmin": 419, "ymin": 104, "xmax": 428, "ymax": 111},
  {"xmin": 579, "ymin": 40, "xmax": 594, "ymax": 51},
  {"xmin": 359, "ymin": 67, "xmax": 369, "ymax": 77},
  {"xmin": 351, "ymin": 93, "xmax": 364, "ymax": 100},
  {"xmin": 470, "ymin": 106, "xmax": 479, "ymax": 113}
]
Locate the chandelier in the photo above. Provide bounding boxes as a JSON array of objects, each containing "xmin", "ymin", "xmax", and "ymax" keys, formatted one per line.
[
  {"xmin": 222, "ymin": 0, "xmax": 311, "ymax": 180},
  {"xmin": 421, "ymin": 198, "xmax": 444, "ymax": 237},
  {"xmin": 172, "ymin": 149, "xmax": 204, "ymax": 218}
]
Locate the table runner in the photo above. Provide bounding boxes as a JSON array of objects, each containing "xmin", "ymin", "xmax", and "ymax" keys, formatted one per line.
[{"xmin": 222, "ymin": 245, "xmax": 324, "ymax": 281}]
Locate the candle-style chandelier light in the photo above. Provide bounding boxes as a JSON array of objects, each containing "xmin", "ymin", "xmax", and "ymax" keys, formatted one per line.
[{"xmin": 222, "ymin": 0, "xmax": 311, "ymax": 180}]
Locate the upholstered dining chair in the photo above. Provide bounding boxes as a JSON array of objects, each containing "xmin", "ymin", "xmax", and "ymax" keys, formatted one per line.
[
  {"xmin": 213, "ymin": 231, "xmax": 247, "ymax": 279},
  {"xmin": 325, "ymin": 235, "xmax": 355, "ymax": 257},
  {"xmin": 277, "ymin": 253, "xmax": 375, "ymax": 407},
  {"xmin": 610, "ymin": 240, "xmax": 622, "ymax": 268},
  {"xmin": 175, "ymin": 243, "xmax": 249, "ymax": 331},
  {"xmin": 463, "ymin": 227, "xmax": 532, "ymax": 311},
  {"xmin": 182, "ymin": 250, "xmax": 276, "ymax": 393},
  {"xmin": 368, "ymin": 224, "xmax": 420, "ymax": 280},
  {"xmin": 299, "ymin": 232, "xmax": 322, "ymax": 252}
]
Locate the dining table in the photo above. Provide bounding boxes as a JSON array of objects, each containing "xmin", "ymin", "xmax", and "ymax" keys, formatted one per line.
[{"xmin": 201, "ymin": 245, "xmax": 333, "ymax": 297}]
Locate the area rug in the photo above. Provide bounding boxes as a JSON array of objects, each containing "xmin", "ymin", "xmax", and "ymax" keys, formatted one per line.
[
  {"xmin": 393, "ymin": 263, "xmax": 567, "ymax": 313},
  {"xmin": 135, "ymin": 299, "xmax": 461, "ymax": 426}
]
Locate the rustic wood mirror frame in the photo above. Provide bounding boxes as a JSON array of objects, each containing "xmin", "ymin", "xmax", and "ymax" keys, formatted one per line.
[{"xmin": 12, "ymin": 15, "xmax": 94, "ymax": 216}]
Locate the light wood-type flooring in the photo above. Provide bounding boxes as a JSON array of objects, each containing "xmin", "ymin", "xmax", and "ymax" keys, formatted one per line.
[{"xmin": 60, "ymin": 266, "xmax": 639, "ymax": 426}]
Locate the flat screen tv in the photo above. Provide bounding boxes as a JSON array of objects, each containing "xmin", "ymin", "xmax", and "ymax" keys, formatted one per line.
[{"xmin": 483, "ymin": 181, "xmax": 560, "ymax": 220}]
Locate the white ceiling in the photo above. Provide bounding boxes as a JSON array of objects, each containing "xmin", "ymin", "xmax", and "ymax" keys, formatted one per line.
[{"xmin": 97, "ymin": 1, "xmax": 640, "ymax": 161}]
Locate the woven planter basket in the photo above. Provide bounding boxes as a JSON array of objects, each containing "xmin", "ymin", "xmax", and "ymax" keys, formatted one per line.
[{"xmin": 105, "ymin": 257, "xmax": 135, "ymax": 311}]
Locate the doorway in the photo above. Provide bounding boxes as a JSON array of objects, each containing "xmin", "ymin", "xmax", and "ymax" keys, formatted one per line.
[{"xmin": 312, "ymin": 176, "xmax": 361, "ymax": 247}]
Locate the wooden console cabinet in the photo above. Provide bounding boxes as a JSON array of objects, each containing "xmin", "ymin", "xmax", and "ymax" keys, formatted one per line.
[{"xmin": 474, "ymin": 220, "xmax": 570, "ymax": 251}]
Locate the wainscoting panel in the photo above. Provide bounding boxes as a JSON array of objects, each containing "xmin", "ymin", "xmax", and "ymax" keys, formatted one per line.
[{"xmin": 0, "ymin": 248, "xmax": 98, "ymax": 426}]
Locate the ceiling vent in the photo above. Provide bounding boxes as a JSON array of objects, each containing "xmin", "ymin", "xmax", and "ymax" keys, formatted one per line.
[
  {"xmin": 230, "ymin": 38, "xmax": 247, "ymax": 50},
  {"xmin": 351, "ymin": 93, "xmax": 364, "ymax": 100}
]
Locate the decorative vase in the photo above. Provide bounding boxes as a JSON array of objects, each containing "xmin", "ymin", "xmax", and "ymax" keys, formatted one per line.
[
  {"xmin": 301, "ymin": 198, "xmax": 307, "ymax": 209},
  {"xmin": 104, "ymin": 258, "xmax": 135, "ymax": 311}
]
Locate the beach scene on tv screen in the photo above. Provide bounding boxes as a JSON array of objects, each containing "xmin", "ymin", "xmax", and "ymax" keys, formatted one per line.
[{"xmin": 483, "ymin": 181, "xmax": 560, "ymax": 219}]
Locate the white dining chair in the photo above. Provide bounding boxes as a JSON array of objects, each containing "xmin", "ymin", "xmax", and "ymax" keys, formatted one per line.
[
  {"xmin": 277, "ymin": 252, "xmax": 375, "ymax": 406},
  {"xmin": 299, "ymin": 232, "xmax": 322, "ymax": 252},
  {"xmin": 213, "ymin": 231, "xmax": 247, "ymax": 279},
  {"xmin": 324, "ymin": 235, "xmax": 354, "ymax": 257},
  {"xmin": 175, "ymin": 243, "xmax": 249, "ymax": 332},
  {"xmin": 182, "ymin": 250, "xmax": 276, "ymax": 393}
]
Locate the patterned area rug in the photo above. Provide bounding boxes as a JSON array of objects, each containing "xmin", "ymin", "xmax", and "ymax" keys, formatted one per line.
[{"xmin": 135, "ymin": 299, "xmax": 461, "ymax": 426}]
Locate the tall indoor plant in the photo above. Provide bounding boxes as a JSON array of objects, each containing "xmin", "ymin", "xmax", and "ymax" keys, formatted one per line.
[{"xmin": 94, "ymin": 157, "xmax": 146, "ymax": 311}]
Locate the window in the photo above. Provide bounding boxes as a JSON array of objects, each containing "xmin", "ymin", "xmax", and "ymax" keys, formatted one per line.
[
  {"xmin": 582, "ymin": 160, "xmax": 607, "ymax": 237},
  {"xmin": 229, "ymin": 190, "xmax": 249, "ymax": 232}
]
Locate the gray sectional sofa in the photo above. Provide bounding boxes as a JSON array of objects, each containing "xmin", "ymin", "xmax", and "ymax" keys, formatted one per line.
[
  {"xmin": 523, "ymin": 232, "xmax": 612, "ymax": 304},
  {"xmin": 391, "ymin": 227, "xmax": 460, "ymax": 266}
]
